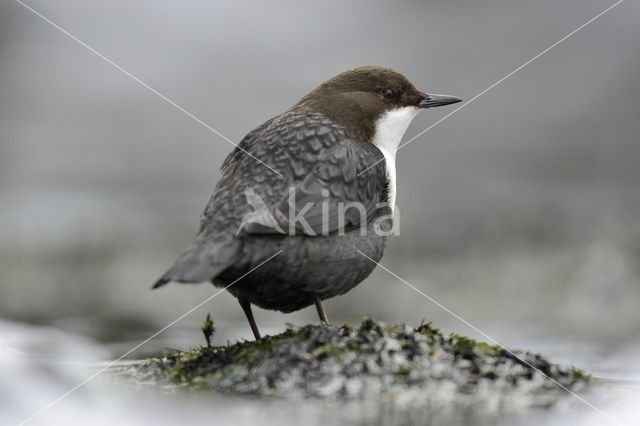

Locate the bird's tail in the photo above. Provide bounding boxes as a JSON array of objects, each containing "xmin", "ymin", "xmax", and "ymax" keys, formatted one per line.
[{"xmin": 152, "ymin": 239, "xmax": 240, "ymax": 289}]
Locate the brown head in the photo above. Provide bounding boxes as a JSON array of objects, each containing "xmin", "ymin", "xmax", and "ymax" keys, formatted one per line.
[{"xmin": 294, "ymin": 66, "xmax": 461, "ymax": 141}]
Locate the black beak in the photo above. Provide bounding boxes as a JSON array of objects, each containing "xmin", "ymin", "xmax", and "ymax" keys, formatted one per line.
[{"xmin": 419, "ymin": 94, "xmax": 463, "ymax": 108}]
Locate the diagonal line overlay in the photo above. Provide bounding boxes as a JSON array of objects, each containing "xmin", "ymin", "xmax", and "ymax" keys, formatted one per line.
[
  {"xmin": 17, "ymin": 250, "xmax": 283, "ymax": 426},
  {"xmin": 14, "ymin": 0, "xmax": 283, "ymax": 177},
  {"xmin": 357, "ymin": 250, "xmax": 624, "ymax": 426},
  {"xmin": 358, "ymin": 0, "xmax": 624, "ymax": 177}
]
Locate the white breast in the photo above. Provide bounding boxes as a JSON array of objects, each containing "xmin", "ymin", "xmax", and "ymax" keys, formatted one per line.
[{"xmin": 371, "ymin": 106, "xmax": 420, "ymax": 212}]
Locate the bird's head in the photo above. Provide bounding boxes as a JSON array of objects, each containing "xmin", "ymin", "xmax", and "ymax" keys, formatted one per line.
[{"xmin": 295, "ymin": 66, "xmax": 462, "ymax": 142}]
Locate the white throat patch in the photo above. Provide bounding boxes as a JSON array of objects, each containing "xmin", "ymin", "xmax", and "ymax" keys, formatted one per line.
[{"xmin": 371, "ymin": 106, "xmax": 420, "ymax": 211}]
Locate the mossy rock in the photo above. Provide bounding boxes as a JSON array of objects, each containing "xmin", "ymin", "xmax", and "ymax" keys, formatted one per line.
[{"xmin": 117, "ymin": 318, "xmax": 590, "ymax": 407}]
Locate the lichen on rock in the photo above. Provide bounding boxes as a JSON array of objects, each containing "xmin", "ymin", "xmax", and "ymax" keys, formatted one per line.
[{"xmin": 117, "ymin": 318, "xmax": 590, "ymax": 407}]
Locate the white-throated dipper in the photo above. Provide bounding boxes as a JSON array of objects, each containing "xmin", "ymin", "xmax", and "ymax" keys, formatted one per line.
[{"xmin": 153, "ymin": 66, "xmax": 461, "ymax": 339}]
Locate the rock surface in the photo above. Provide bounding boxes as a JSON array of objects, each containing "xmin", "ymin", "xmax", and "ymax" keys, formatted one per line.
[{"xmin": 117, "ymin": 319, "xmax": 590, "ymax": 408}]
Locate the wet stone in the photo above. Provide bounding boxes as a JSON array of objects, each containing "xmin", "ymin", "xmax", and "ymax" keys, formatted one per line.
[{"xmin": 113, "ymin": 318, "xmax": 591, "ymax": 408}]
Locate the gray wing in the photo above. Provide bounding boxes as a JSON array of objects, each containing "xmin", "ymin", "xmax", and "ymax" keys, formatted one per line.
[
  {"xmin": 199, "ymin": 109, "xmax": 387, "ymax": 238},
  {"xmin": 154, "ymin": 109, "xmax": 387, "ymax": 287},
  {"xmin": 242, "ymin": 139, "xmax": 388, "ymax": 236}
]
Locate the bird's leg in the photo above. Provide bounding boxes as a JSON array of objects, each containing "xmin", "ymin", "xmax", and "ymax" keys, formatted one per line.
[
  {"xmin": 313, "ymin": 294, "xmax": 330, "ymax": 325},
  {"xmin": 239, "ymin": 298, "xmax": 261, "ymax": 340}
]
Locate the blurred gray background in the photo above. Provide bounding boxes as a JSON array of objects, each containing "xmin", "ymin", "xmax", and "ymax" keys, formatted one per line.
[{"xmin": 1, "ymin": 0, "xmax": 639, "ymax": 362}]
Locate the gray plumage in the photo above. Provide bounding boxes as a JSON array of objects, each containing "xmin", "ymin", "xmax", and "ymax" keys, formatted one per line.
[
  {"xmin": 154, "ymin": 109, "xmax": 390, "ymax": 312},
  {"xmin": 153, "ymin": 66, "xmax": 461, "ymax": 333}
]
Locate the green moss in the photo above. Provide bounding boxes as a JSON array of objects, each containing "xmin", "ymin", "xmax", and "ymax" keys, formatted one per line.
[
  {"xmin": 570, "ymin": 366, "xmax": 593, "ymax": 381},
  {"xmin": 416, "ymin": 320, "xmax": 442, "ymax": 336},
  {"xmin": 310, "ymin": 343, "xmax": 342, "ymax": 358},
  {"xmin": 448, "ymin": 333, "xmax": 505, "ymax": 356},
  {"xmin": 119, "ymin": 318, "xmax": 591, "ymax": 406},
  {"xmin": 201, "ymin": 313, "xmax": 215, "ymax": 348}
]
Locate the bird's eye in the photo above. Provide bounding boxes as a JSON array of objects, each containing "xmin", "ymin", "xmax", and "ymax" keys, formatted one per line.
[{"xmin": 380, "ymin": 88, "xmax": 395, "ymax": 100}]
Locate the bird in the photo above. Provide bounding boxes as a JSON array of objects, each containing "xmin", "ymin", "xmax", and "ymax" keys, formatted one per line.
[{"xmin": 153, "ymin": 66, "xmax": 461, "ymax": 340}]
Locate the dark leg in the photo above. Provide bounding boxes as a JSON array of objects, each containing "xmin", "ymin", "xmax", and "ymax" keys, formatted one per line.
[
  {"xmin": 313, "ymin": 294, "xmax": 330, "ymax": 325},
  {"xmin": 239, "ymin": 298, "xmax": 261, "ymax": 340}
]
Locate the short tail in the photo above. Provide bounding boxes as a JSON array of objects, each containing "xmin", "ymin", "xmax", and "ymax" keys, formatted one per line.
[{"xmin": 152, "ymin": 240, "xmax": 239, "ymax": 289}]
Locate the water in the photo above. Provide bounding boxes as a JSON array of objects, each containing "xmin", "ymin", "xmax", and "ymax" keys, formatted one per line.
[
  {"xmin": 2, "ymin": 228, "xmax": 640, "ymax": 425},
  {"xmin": 2, "ymin": 312, "xmax": 639, "ymax": 426},
  {"xmin": 2, "ymin": 0, "xmax": 639, "ymax": 423}
]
